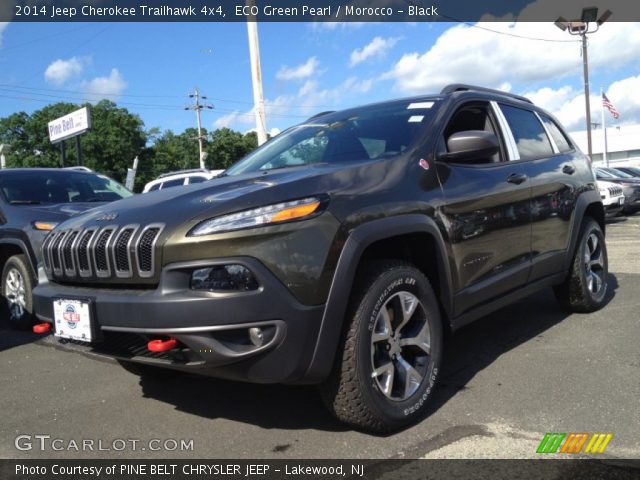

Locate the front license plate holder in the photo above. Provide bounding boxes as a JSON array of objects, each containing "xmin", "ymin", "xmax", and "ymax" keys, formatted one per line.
[{"xmin": 53, "ymin": 298, "xmax": 97, "ymax": 342}]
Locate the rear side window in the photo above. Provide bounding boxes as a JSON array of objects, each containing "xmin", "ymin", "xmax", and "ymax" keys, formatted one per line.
[
  {"xmin": 188, "ymin": 176, "xmax": 207, "ymax": 184},
  {"xmin": 539, "ymin": 114, "xmax": 573, "ymax": 153},
  {"xmin": 161, "ymin": 178, "xmax": 184, "ymax": 189},
  {"xmin": 148, "ymin": 184, "xmax": 161, "ymax": 191},
  {"xmin": 500, "ymin": 104, "xmax": 553, "ymax": 161}
]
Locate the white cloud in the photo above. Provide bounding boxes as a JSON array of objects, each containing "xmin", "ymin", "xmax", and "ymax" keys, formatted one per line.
[
  {"xmin": 385, "ymin": 22, "xmax": 640, "ymax": 94},
  {"xmin": 81, "ymin": 68, "xmax": 127, "ymax": 102},
  {"xmin": 213, "ymin": 111, "xmax": 245, "ymax": 129},
  {"xmin": 276, "ymin": 57, "xmax": 320, "ymax": 81},
  {"xmin": 44, "ymin": 57, "xmax": 87, "ymax": 85},
  {"xmin": 524, "ymin": 76, "xmax": 640, "ymax": 131},
  {"xmin": 350, "ymin": 36, "xmax": 400, "ymax": 67},
  {"xmin": 211, "ymin": 76, "xmax": 375, "ymax": 131}
]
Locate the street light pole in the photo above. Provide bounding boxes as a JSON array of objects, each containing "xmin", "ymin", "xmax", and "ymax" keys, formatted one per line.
[
  {"xmin": 580, "ymin": 32, "xmax": 592, "ymax": 158},
  {"xmin": 555, "ymin": 8, "xmax": 612, "ymax": 159}
]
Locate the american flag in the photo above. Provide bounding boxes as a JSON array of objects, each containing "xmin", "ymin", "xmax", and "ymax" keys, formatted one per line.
[{"xmin": 602, "ymin": 93, "xmax": 619, "ymax": 119}]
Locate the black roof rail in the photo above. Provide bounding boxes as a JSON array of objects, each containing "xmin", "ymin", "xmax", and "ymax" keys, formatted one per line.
[
  {"xmin": 440, "ymin": 84, "xmax": 532, "ymax": 104},
  {"xmin": 306, "ymin": 111, "xmax": 335, "ymax": 121}
]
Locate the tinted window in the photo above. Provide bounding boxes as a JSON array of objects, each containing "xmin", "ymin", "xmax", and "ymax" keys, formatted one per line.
[
  {"xmin": 148, "ymin": 183, "xmax": 161, "ymax": 191},
  {"xmin": 225, "ymin": 99, "xmax": 438, "ymax": 176},
  {"xmin": 188, "ymin": 176, "xmax": 207, "ymax": 184},
  {"xmin": 500, "ymin": 104, "xmax": 553, "ymax": 161},
  {"xmin": 0, "ymin": 171, "xmax": 131, "ymax": 204},
  {"xmin": 539, "ymin": 114, "xmax": 573, "ymax": 153},
  {"xmin": 161, "ymin": 178, "xmax": 185, "ymax": 189}
]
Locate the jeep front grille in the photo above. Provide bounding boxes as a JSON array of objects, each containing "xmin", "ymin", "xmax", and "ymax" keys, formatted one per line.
[
  {"xmin": 608, "ymin": 186, "xmax": 622, "ymax": 197},
  {"xmin": 43, "ymin": 224, "xmax": 164, "ymax": 283}
]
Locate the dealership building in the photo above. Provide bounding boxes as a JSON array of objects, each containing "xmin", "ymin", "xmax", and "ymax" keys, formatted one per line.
[{"xmin": 569, "ymin": 123, "xmax": 640, "ymax": 166}]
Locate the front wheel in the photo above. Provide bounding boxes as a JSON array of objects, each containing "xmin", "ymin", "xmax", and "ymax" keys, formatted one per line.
[
  {"xmin": 1, "ymin": 254, "xmax": 35, "ymax": 330},
  {"xmin": 554, "ymin": 218, "xmax": 608, "ymax": 312},
  {"xmin": 321, "ymin": 261, "xmax": 442, "ymax": 433}
]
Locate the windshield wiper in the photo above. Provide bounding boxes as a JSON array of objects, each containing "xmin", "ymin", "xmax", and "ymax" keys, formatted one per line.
[{"xmin": 9, "ymin": 200, "xmax": 42, "ymax": 205}]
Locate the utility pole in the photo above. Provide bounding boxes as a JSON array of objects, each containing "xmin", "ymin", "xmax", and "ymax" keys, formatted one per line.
[
  {"xmin": 185, "ymin": 88, "xmax": 213, "ymax": 169},
  {"xmin": 246, "ymin": 0, "xmax": 268, "ymax": 146},
  {"xmin": 581, "ymin": 33, "xmax": 592, "ymax": 158}
]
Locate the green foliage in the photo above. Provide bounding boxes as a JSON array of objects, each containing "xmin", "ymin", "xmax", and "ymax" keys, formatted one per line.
[
  {"xmin": 207, "ymin": 128, "xmax": 258, "ymax": 170},
  {"xmin": 0, "ymin": 101, "xmax": 260, "ymax": 192}
]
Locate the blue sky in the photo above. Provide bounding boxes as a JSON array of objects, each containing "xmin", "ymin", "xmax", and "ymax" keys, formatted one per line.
[{"xmin": 0, "ymin": 18, "xmax": 639, "ymax": 139}]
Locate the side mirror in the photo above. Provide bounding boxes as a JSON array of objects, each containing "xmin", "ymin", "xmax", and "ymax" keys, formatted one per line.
[{"xmin": 439, "ymin": 130, "xmax": 500, "ymax": 163}]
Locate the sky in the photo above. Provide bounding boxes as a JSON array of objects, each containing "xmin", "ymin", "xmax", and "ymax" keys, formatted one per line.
[{"xmin": 0, "ymin": 17, "xmax": 639, "ymax": 141}]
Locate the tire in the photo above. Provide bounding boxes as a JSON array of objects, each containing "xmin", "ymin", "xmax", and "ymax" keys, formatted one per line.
[
  {"xmin": 1, "ymin": 254, "xmax": 35, "ymax": 330},
  {"xmin": 554, "ymin": 218, "xmax": 608, "ymax": 312},
  {"xmin": 321, "ymin": 260, "xmax": 443, "ymax": 433}
]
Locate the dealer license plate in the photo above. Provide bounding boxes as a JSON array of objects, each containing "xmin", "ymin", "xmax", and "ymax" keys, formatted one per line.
[{"xmin": 53, "ymin": 299, "xmax": 93, "ymax": 342}]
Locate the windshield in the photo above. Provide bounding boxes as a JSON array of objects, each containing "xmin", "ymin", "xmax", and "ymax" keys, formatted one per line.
[
  {"xmin": 0, "ymin": 170, "xmax": 133, "ymax": 205},
  {"xmin": 225, "ymin": 99, "xmax": 439, "ymax": 176}
]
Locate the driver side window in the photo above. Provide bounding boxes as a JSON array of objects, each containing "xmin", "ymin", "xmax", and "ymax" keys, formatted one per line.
[{"xmin": 443, "ymin": 103, "xmax": 503, "ymax": 164}]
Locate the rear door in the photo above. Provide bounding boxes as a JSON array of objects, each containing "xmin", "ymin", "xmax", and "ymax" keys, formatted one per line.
[
  {"xmin": 436, "ymin": 101, "xmax": 532, "ymax": 316},
  {"xmin": 497, "ymin": 105, "xmax": 581, "ymax": 281}
]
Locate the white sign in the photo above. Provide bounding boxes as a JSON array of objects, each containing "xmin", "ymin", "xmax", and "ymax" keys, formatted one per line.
[{"xmin": 48, "ymin": 107, "xmax": 92, "ymax": 143}]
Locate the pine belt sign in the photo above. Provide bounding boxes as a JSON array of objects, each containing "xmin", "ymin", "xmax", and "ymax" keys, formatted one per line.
[{"xmin": 48, "ymin": 107, "xmax": 92, "ymax": 143}]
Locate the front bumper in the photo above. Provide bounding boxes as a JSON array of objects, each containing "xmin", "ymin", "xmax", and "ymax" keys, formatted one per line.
[{"xmin": 33, "ymin": 257, "xmax": 325, "ymax": 384}]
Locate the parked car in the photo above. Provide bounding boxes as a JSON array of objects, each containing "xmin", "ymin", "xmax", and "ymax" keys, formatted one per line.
[
  {"xmin": 612, "ymin": 166, "xmax": 640, "ymax": 178},
  {"xmin": 142, "ymin": 168, "xmax": 224, "ymax": 193},
  {"xmin": 0, "ymin": 168, "xmax": 132, "ymax": 329},
  {"xmin": 33, "ymin": 84, "xmax": 607, "ymax": 432},
  {"xmin": 597, "ymin": 180, "xmax": 625, "ymax": 217},
  {"xmin": 594, "ymin": 167, "xmax": 640, "ymax": 214}
]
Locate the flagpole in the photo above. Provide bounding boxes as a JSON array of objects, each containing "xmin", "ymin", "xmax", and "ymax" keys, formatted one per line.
[{"xmin": 601, "ymin": 87, "xmax": 608, "ymax": 167}]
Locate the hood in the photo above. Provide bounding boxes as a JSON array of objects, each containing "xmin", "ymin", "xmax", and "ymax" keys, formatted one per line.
[
  {"xmin": 54, "ymin": 163, "xmax": 362, "ymax": 231},
  {"xmin": 52, "ymin": 156, "xmax": 409, "ymax": 234}
]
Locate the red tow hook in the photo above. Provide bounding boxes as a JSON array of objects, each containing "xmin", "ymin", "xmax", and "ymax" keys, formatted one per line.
[
  {"xmin": 147, "ymin": 337, "xmax": 177, "ymax": 352},
  {"xmin": 33, "ymin": 322, "xmax": 51, "ymax": 334}
]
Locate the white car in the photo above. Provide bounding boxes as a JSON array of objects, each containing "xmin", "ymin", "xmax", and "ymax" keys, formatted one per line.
[
  {"xmin": 598, "ymin": 180, "xmax": 625, "ymax": 217},
  {"xmin": 142, "ymin": 168, "xmax": 224, "ymax": 193}
]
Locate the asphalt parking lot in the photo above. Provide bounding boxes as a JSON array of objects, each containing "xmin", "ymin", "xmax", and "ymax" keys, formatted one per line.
[{"xmin": 1, "ymin": 216, "xmax": 639, "ymax": 460}]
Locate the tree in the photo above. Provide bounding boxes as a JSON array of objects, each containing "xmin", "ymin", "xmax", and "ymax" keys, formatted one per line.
[
  {"xmin": 0, "ymin": 101, "xmax": 147, "ymax": 183},
  {"xmin": 207, "ymin": 128, "xmax": 258, "ymax": 169}
]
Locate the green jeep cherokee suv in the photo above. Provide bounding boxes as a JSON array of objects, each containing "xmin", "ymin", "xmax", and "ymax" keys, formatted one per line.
[{"xmin": 33, "ymin": 85, "xmax": 608, "ymax": 432}]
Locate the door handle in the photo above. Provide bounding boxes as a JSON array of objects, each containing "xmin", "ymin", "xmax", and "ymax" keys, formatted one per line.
[
  {"xmin": 562, "ymin": 164, "xmax": 576, "ymax": 175},
  {"xmin": 507, "ymin": 173, "xmax": 528, "ymax": 185}
]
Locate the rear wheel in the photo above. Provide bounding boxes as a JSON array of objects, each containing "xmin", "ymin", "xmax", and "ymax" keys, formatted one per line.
[
  {"xmin": 1, "ymin": 254, "xmax": 35, "ymax": 330},
  {"xmin": 554, "ymin": 218, "xmax": 608, "ymax": 312},
  {"xmin": 321, "ymin": 261, "xmax": 442, "ymax": 433}
]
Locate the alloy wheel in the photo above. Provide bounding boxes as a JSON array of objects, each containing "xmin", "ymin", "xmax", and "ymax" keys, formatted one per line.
[{"xmin": 370, "ymin": 291, "xmax": 431, "ymax": 401}]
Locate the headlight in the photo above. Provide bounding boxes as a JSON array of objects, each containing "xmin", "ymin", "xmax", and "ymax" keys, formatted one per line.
[
  {"xmin": 189, "ymin": 196, "xmax": 324, "ymax": 236},
  {"xmin": 33, "ymin": 221, "xmax": 58, "ymax": 231}
]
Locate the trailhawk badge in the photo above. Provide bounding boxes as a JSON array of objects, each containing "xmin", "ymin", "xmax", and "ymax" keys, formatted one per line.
[{"xmin": 96, "ymin": 212, "xmax": 118, "ymax": 221}]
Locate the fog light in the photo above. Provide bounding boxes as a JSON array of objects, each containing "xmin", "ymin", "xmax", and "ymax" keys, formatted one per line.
[
  {"xmin": 249, "ymin": 327, "xmax": 264, "ymax": 347},
  {"xmin": 190, "ymin": 265, "xmax": 258, "ymax": 292}
]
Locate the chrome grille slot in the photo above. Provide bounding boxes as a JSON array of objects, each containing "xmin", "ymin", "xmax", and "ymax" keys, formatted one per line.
[
  {"xmin": 92, "ymin": 228, "xmax": 115, "ymax": 278},
  {"xmin": 76, "ymin": 229, "xmax": 96, "ymax": 277},
  {"xmin": 51, "ymin": 231, "xmax": 68, "ymax": 275},
  {"xmin": 112, "ymin": 226, "xmax": 138, "ymax": 278},
  {"xmin": 136, "ymin": 224, "xmax": 163, "ymax": 278},
  {"xmin": 62, "ymin": 231, "xmax": 79, "ymax": 276},
  {"xmin": 42, "ymin": 232, "xmax": 55, "ymax": 273}
]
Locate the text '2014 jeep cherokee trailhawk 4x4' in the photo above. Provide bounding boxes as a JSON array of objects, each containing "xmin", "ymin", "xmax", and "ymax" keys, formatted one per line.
[{"xmin": 33, "ymin": 85, "xmax": 608, "ymax": 432}]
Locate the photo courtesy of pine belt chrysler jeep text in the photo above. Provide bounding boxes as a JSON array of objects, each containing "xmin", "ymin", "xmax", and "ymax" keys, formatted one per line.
[{"xmin": 33, "ymin": 85, "xmax": 609, "ymax": 433}]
